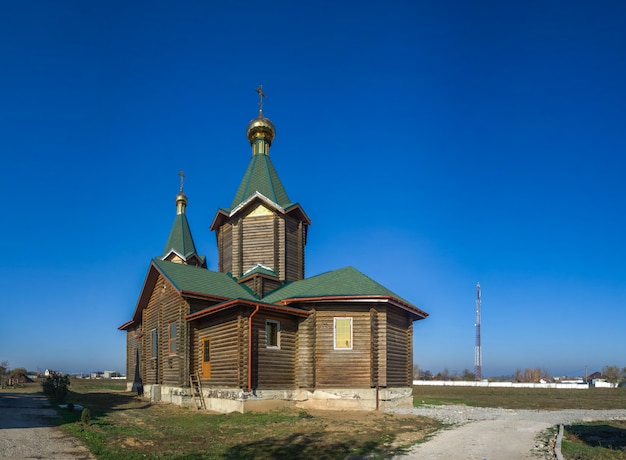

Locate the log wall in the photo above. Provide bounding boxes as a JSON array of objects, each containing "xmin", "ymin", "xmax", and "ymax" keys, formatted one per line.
[
  {"xmin": 241, "ymin": 214, "xmax": 275, "ymax": 275},
  {"xmin": 296, "ymin": 314, "xmax": 316, "ymax": 388},
  {"xmin": 386, "ymin": 308, "xmax": 412, "ymax": 386},
  {"xmin": 140, "ymin": 276, "xmax": 190, "ymax": 386},
  {"xmin": 217, "ymin": 223, "xmax": 233, "ymax": 274},
  {"xmin": 314, "ymin": 306, "xmax": 372, "ymax": 388},
  {"xmin": 191, "ymin": 309, "xmax": 244, "ymax": 387},
  {"xmin": 255, "ymin": 313, "xmax": 297, "ymax": 389},
  {"xmin": 125, "ymin": 326, "xmax": 141, "ymax": 383},
  {"xmin": 214, "ymin": 205, "xmax": 306, "ymax": 282},
  {"xmin": 284, "ymin": 216, "xmax": 305, "ymax": 281}
]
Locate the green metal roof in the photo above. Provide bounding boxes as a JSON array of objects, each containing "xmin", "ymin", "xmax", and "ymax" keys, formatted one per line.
[
  {"xmin": 262, "ymin": 266, "xmax": 413, "ymax": 306},
  {"xmin": 230, "ymin": 153, "xmax": 292, "ymax": 210},
  {"xmin": 162, "ymin": 213, "xmax": 199, "ymax": 260},
  {"xmin": 153, "ymin": 259, "xmax": 257, "ymax": 300}
]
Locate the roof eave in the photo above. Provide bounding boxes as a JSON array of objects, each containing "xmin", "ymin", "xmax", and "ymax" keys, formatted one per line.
[
  {"xmin": 210, "ymin": 208, "xmax": 230, "ymax": 231},
  {"xmin": 279, "ymin": 295, "xmax": 428, "ymax": 319},
  {"xmin": 186, "ymin": 299, "xmax": 310, "ymax": 322},
  {"xmin": 118, "ymin": 319, "xmax": 135, "ymax": 331},
  {"xmin": 118, "ymin": 261, "xmax": 164, "ymax": 330},
  {"xmin": 285, "ymin": 203, "xmax": 311, "ymax": 225},
  {"xmin": 179, "ymin": 289, "xmax": 233, "ymax": 302}
]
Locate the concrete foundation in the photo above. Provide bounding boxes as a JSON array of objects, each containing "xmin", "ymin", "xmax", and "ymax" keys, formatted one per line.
[{"xmin": 134, "ymin": 383, "xmax": 413, "ymax": 413}]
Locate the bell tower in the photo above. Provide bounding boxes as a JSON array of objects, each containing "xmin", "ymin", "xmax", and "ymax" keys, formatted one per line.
[
  {"xmin": 162, "ymin": 171, "xmax": 205, "ymax": 267},
  {"xmin": 210, "ymin": 87, "xmax": 310, "ymax": 295}
]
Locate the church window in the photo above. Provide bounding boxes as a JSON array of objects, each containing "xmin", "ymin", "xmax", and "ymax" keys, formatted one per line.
[
  {"xmin": 334, "ymin": 318, "xmax": 352, "ymax": 350},
  {"xmin": 151, "ymin": 328, "xmax": 158, "ymax": 358},
  {"xmin": 266, "ymin": 320, "xmax": 280, "ymax": 348},
  {"xmin": 169, "ymin": 323, "xmax": 177, "ymax": 355}
]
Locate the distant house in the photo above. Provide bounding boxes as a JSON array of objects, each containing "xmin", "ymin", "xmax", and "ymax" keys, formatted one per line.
[
  {"xmin": 119, "ymin": 98, "xmax": 428, "ymax": 412},
  {"xmin": 588, "ymin": 371, "xmax": 602, "ymax": 380},
  {"xmin": 7, "ymin": 371, "xmax": 32, "ymax": 386}
]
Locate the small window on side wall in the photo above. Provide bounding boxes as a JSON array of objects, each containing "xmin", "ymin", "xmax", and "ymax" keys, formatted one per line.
[
  {"xmin": 169, "ymin": 322, "xmax": 177, "ymax": 355},
  {"xmin": 151, "ymin": 328, "xmax": 158, "ymax": 358},
  {"xmin": 334, "ymin": 317, "xmax": 352, "ymax": 350},
  {"xmin": 266, "ymin": 320, "xmax": 280, "ymax": 348}
]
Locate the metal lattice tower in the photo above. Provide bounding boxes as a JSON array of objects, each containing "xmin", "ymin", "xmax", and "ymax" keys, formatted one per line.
[{"xmin": 474, "ymin": 282, "xmax": 482, "ymax": 380}]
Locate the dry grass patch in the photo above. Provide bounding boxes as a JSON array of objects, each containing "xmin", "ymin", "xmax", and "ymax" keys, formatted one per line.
[
  {"xmin": 55, "ymin": 380, "xmax": 441, "ymax": 459},
  {"xmin": 413, "ymin": 385, "xmax": 626, "ymax": 410}
]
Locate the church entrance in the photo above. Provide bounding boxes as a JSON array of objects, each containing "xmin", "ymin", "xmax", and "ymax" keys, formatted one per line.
[{"xmin": 201, "ymin": 338, "xmax": 211, "ymax": 379}]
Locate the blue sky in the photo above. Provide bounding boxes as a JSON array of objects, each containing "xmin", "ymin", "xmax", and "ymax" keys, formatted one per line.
[{"xmin": 1, "ymin": 1, "xmax": 624, "ymax": 378}]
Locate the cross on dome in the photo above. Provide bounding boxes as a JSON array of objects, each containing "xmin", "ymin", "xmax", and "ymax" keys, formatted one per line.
[
  {"xmin": 178, "ymin": 170, "xmax": 185, "ymax": 192},
  {"xmin": 255, "ymin": 85, "xmax": 266, "ymax": 114}
]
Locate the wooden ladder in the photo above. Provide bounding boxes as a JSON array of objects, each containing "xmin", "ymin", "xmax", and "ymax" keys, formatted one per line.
[{"xmin": 190, "ymin": 373, "xmax": 206, "ymax": 410}]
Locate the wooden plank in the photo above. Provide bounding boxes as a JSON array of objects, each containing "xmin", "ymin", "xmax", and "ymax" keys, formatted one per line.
[{"xmin": 314, "ymin": 309, "xmax": 372, "ymax": 388}]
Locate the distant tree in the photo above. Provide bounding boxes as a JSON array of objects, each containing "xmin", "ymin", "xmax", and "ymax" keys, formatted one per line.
[
  {"xmin": 513, "ymin": 367, "xmax": 545, "ymax": 383},
  {"xmin": 412, "ymin": 364, "xmax": 420, "ymax": 379},
  {"xmin": 461, "ymin": 369, "xmax": 476, "ymax": 381},
  {"xmin": 0, "ymin": 361, "xmax": 7, "ymax": 387},
  {"xmin": 421, "ymin": 370, "xmax": 433, "ymax": 380},
  {"xmin": 522, "ymin": 368, "xmax": 532, "ymax": 382},
  {"xmin": 435, "ymin": 368, "xmax": 451, "ymax": 381},
  {"xmin": 602, "ymin": 365, "xmax": 623, "ymax": 385}
]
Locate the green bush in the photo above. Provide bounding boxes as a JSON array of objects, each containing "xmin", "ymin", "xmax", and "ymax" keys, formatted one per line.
[
  {"xmin": 41, "ymin": 373, "xmax": 71, "ymax": 403},
  {"xmin": 81, "ymin": 407, "xmax": 91, "ymax": 425}
]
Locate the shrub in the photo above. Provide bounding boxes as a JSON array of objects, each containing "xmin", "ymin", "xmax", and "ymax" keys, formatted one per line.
[
  {"xmin": 81, "ymin": 407, "xmax": 91, "ymax": 425},
  {"xmin": 41, "ymin": 373, "xmax": 71, "ymax": 403}
]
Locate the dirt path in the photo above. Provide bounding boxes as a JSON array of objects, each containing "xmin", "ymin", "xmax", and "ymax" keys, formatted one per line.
[
  {"xmin": 392, "ymin": 405, "xmax": 626, "ymax": 460},
  {"xmin": 396, "ymin": 418, "xmax": 553, "ymax": 459},
  {"xmin": 0, "ymin": 392, "xmax": 93, "ymax": 459}
]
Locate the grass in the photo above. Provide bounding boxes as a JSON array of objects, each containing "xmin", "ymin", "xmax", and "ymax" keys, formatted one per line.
[
  {"xmin": 413, "ymin": 385, "xmax": 626, "ymax": 410},
  {"xmin": 48, "ymin": 379, "xmax": 442, "ymax": 459},
  {"xmin": 562, "ymin": 420, "xmax": 626, "ymax": 459},
  {"xmin": 10, "ymin": 380, "xmax": 626, "ymax": 458}
]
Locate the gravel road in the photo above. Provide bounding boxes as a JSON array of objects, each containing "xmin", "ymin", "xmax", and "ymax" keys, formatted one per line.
[
  {"xmin": 0, "ymin": 392, "xmax": 93, "ymax": 459},
  {"xmin": 390, "ymin": 405, "xmax": 626, "ymax": 459}
]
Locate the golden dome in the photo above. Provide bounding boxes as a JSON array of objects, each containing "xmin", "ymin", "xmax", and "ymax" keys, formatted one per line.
[
  {"xmin": 175, "ymin": 191, "xmax": 188, "ymax": 206},
  {"xmin": 246, "ymin": 114, "xmax": 276, "ymax": 145}
]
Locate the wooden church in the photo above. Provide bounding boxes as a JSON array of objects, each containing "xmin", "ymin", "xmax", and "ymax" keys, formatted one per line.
[{"xmin": 119, "ymin": 90, "xmax": 428, "ymax": 412}]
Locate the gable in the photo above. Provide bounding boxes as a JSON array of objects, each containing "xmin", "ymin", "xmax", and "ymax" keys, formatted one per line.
[
  {"xmin": 118, "ymin": 259, "xmax": 259, "ymax": 330},
  {"xmin": 211, "ymin": 193, "xmax": 311, "ymax": 231},
  {"xmin": 248, "ymin": 204, "xmax": 273, "ymax": 217}
]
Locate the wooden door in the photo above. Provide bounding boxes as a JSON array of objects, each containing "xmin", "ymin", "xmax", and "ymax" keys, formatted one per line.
[{"xmin": 201, "ymin": 338, "xmax": 211, "ymax": 379}]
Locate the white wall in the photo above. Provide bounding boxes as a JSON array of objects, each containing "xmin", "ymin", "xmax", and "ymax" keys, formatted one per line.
[{"xmin": 413, "ymin": 380, "xmax": 590, "ymax": 389}]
